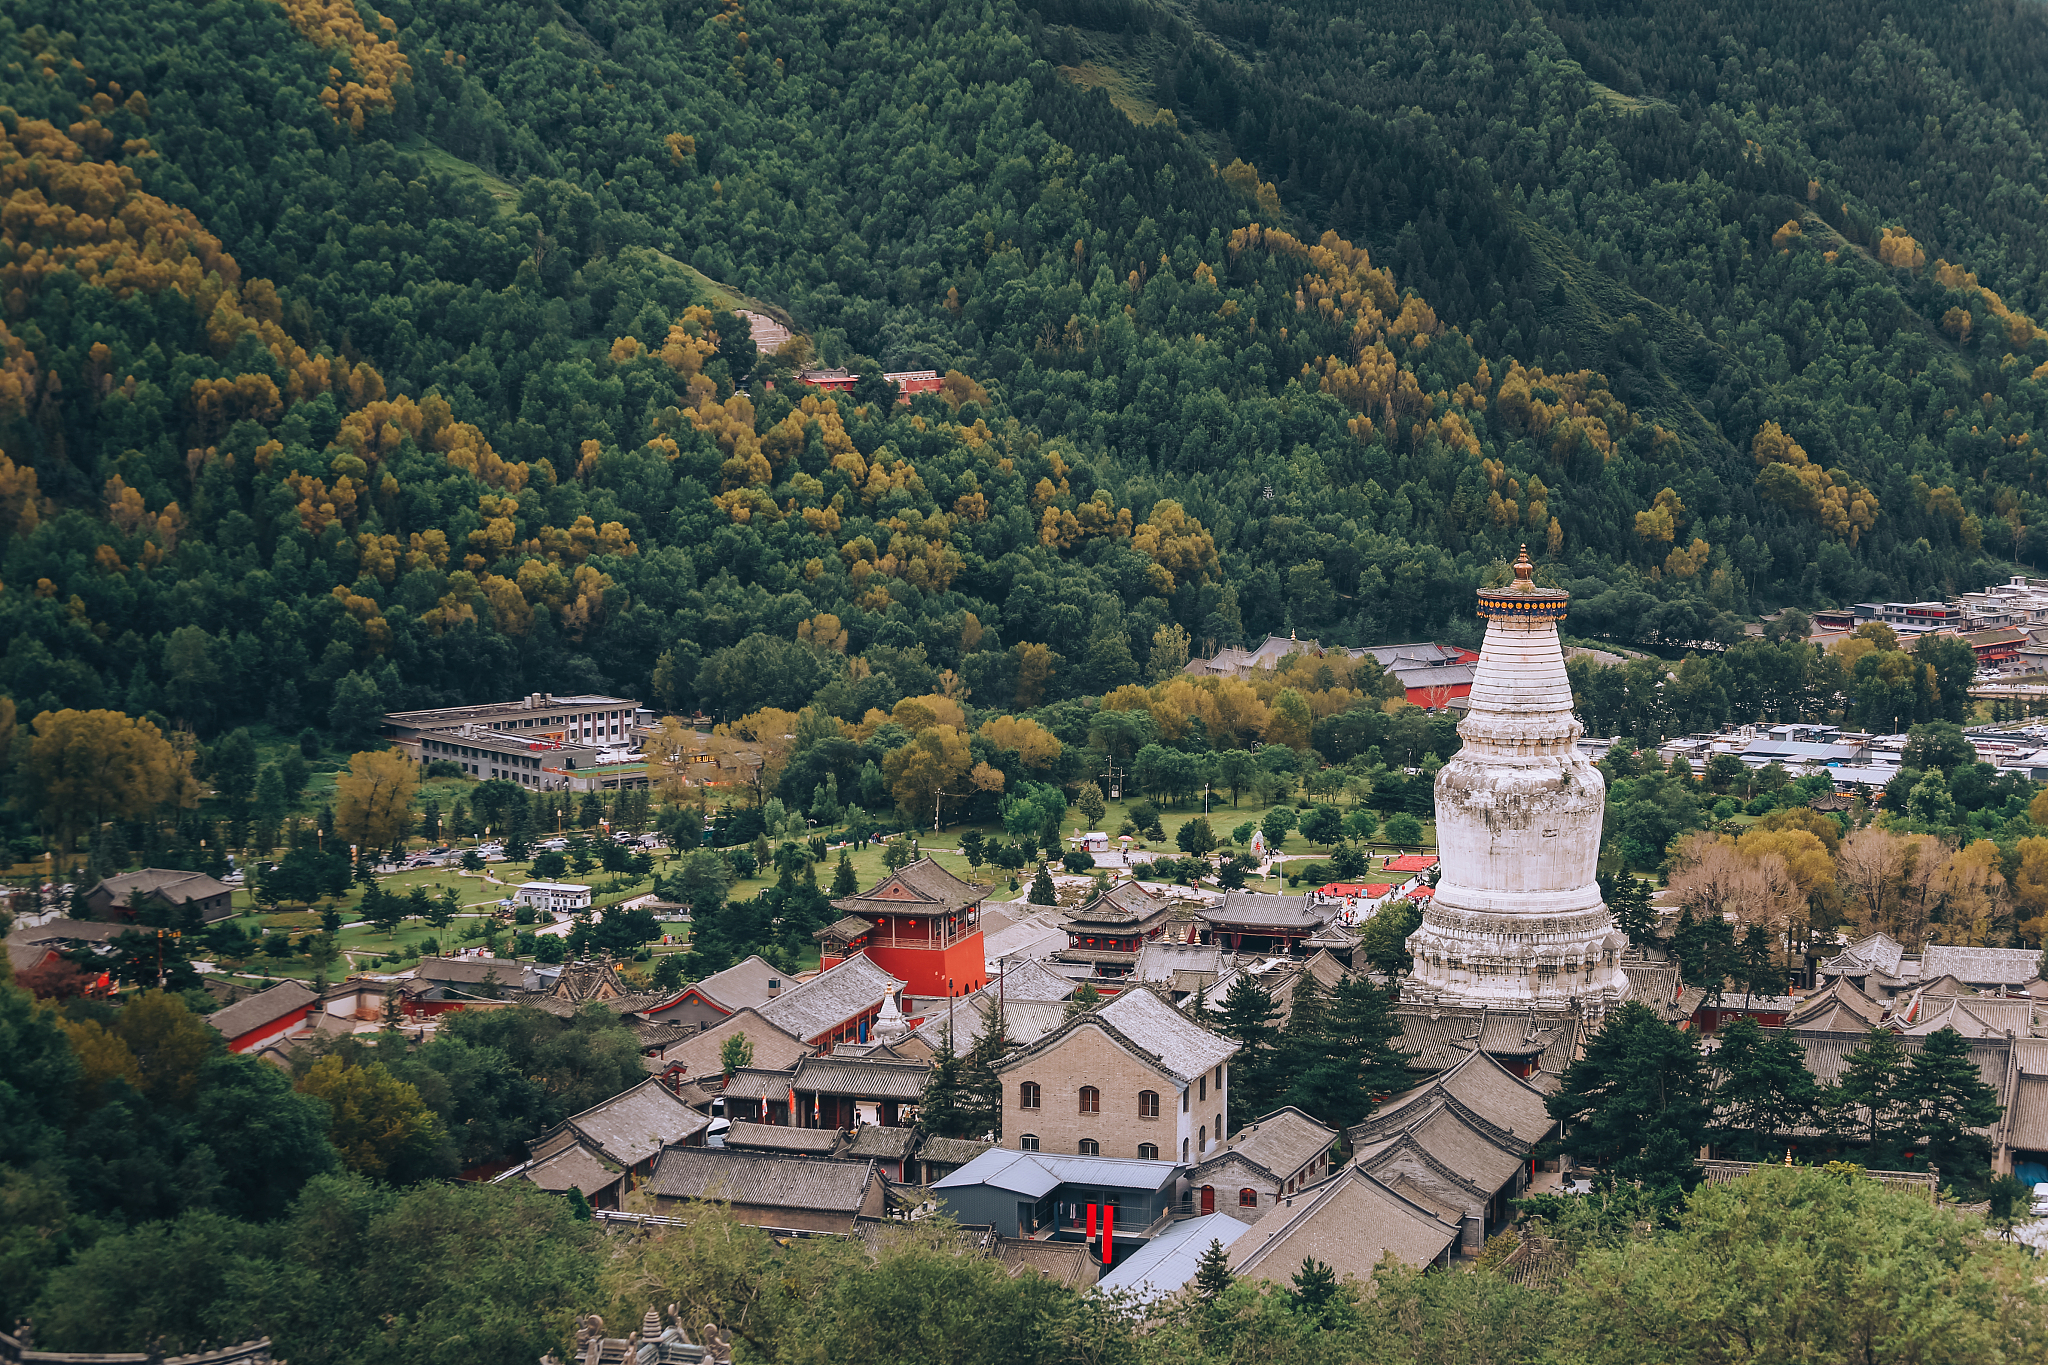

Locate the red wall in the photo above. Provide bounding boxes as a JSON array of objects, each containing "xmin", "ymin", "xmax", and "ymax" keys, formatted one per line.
[{"xmin": 865, "ymin": 932, "xmax": 988, "ymax": 997}]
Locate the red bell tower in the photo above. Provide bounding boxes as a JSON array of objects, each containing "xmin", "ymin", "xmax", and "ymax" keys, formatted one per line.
[{"xmin": 813, "ymin": 858, "xmax": 990, "ymax": 998}]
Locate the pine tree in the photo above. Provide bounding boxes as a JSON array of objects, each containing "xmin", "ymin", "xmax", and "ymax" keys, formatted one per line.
[
  {"xmin": 961, "ymin": 1007, "xmax": 1011, "ymax": 1139},
  {"xmin": 831, "ymin": 851, "xmax": 859, "ymax": 895},
  {"xmin": 1708, "ymin": 1016, "xmax": 1821, "ymax": 1159},
  {"xmin": 1288, "ymin": 1257, "xmax": 1340, "ymax": 1326},
  {"xmin": 1216, "ymin": 975, "xmax": 1280, "ymax": 1114},
  {"xmin": 918, "ymin": 1028, "xmax": 971, "ymax": 1137},
  {"xmin": 1838, "ymin": 1024, "xmax": 1913, "ymax": 1153},
  {"xmin": 1598, "ymin": 869, "xmax": 1656, "ymax": 943},
  {"xmin": 1192, "ymin": 1238, "xmax": 1234, "ymax": 1301},
  {"xmin": 1064, "ymin": 980, "xmax": 1102, "ymax": 1019},
  {"xmin": 1903, "ymin": 1025, "xmax": 2004, "ymax": 1188},
  {"xmin": 1543, "ymin": 1001, "xmax": 1709, "ymax": 1206},
  {"xmin": 1028, "ymin": 863, "xmax": 1057, "ymax": 906}
]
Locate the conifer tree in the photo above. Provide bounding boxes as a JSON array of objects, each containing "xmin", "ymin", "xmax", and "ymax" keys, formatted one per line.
[
  {"xmin": 1028, "ymin": 864, "xmax": 1057, "ymax": 906},
  {"xmin": 1543, "ymin": 1001, "xmax": 1709, "ymax": 1206},
  {"xmin": 1707, "ymin": 1016, "xmax": 1821, "ymax": 1159},
  {"xmin": 1191, "ymin": 1238, "xmax": 1234, "ymax": 1300},
  {"xmin": 1903, "ymin": 1026, "xmax": 2003, "ymax": 1188},
  {"xmin": 1216, "ymin": 975, "xmax": 1280, "ymax": 1114},
  {"xmin": 1837, "ymin": 1024, "xmax": 1914, "ymax": 1153},
  {"xmin": 831, "ymin": 851, "xmax": 858, "ymax": 896},
  {"xmin": 917, "ymin": 1027, "xmax": 970, "ymax": 1138}
]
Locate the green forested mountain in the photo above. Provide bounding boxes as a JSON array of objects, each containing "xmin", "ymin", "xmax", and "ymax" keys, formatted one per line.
[{"xmin": 3, "ymin": 0, "xmax": 2048, "ymax": 735}]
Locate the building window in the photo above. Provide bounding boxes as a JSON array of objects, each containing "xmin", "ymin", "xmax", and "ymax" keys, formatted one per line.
[
  {"xmin": 1138, "ymin": 1144, "xmax": 1158, "ymax": 1160},
  {"xmin": 1020, "ymin": 1081, "xmax": 1041, "ymax": 1110},
  {"xmin": 1078, "ymin": 1086, "xmax": 1100, "ymax": 1114},
  {"xmin": 1199, "ymin": 1076, "xmax": 1207, "ymax": 1101},
  {"xmin": 1239, "ymin": 1188, "xmax": 1258, "ymax": 1208},
  {"xmin": 1138, "ymin": 1090, "xmax": 1159, "ymax": 1118},
  {"xmin": 1181, "ymin": 1138, "xmax": 1189, "ymax": 1162},
  {"xmin": 1216, "ymin": 1064, "xmax": 1225, "ymax": 1088},
  {"xmin": 1199, "ymin": 1124, "xmax": 1207, "ymax": 1150},
  {"xmin": 1078, "ymin": 1138, "xmax": 1100, "ymax": 1155},
  {"xmin": 1182, "ymin": 1089, "xmax": 1189, "ymax": 1113},
  {"xmin": 1020, "ymin": 1134, "xmax": 1039, "ymax": 1151}
]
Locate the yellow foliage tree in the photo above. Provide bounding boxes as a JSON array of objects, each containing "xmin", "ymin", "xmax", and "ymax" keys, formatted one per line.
[
  {"xmin": 978, "ymin": 715, "xmax": 1062, "ymax": 769},
  {"xmin": 333, "ymin": 749, "xmax": 419, "ymax": 852},
  {"xmin": 1752, "ymin": 421, "xmax": 1879, "ymax": 544},
  {"xmin": 296, "ymin": 1055, "xmax": 443, "ymax": 1179},
  {"xmin": 882, "ymin": 725, "xmax": 972, "ymax": 825},
  {"xmin": 22, "ymin": 708, "xmax": 180, "ymax": 848}
]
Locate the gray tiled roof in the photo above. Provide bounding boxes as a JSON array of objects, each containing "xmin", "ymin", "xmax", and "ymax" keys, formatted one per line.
[
  {"xmin": 793, "ymin": 1054, "xmax": 931, "ymax": 1101},
  {"xmin": 906, "ymin": 992, "xmax": 1068, "ymax": 1058},
  {"xmin": 1133, "ymin": 941, "xmax": 1222, "ymax": 984},
  {"xmin": 205, "ymin": 979, "xmax": 318, "ymax": 1040},
  {"xmin": 1356, "ymin": 1047, "xmax": 1554, "ymax": 1143},
  {"xmin": 91, "ymin": 867, "xmax": 235, "ymax": 918},
  {"xmin": 844, "ymin": 1125, "xmax": 919, "ymax": 1161},
  {"xmin": 1066, "ymin": 881, "xmax": 1172, "ymax": 928},
  {"xmin": 413, "ymin": 956, "xmax": 534, "ymax": 989},
  {"xmin": 914, "ymin": 1136, "xmax": 995, "ymax": 1169},
  {"xmin": 831, "ymin": 857, "xmax": 990, "ymax": 918},
  {"xmin": 691, "ymin": 955, "xmax": 789, "ymax": 1012},
  {"xmin": 1354, "ymin": 1095, "xmax": 1530, "ymax": 1195},
  {"xmin": 1782, "ymin": 977, "xmax": 1887, "ymax": 1030},
  {"xmin": 991, "ymin": 958, "xmax": 1077, "ymax": 1002},
  {"xmin": 654, "ymin": 1008, "xmax": 812, "ymax": 1082},
  {"xmin": 720, "ymin": 1066, "xmax": 799, "ymax": 1101},
  {"xmin": 1920, "ymin": 944, "xmax": 2042, "ymax": 987},
  {"xmin": 1819, "ymin": 932, "xmax": 1907, "ymax": 977},
  {"xmin": 759, "ymin": 954, "xmax": 906, "ymax": 1043},
  {"xmin": 1392, "ymin": 1004, "xmax": 1578, "ymax": 1076},
  {"xmin": 557, "ymin": 1076, "xmax": 712, "ymax": 1166},
  {"xmin": 2007, "ymin": 1073, "xmax": 2048, "ymax": 1150},
  {"xmin": 1199, "ymin": 893, "xmax": 1328, "ymax": 929},
  {"xmin": 520, "ymin": 1141, "xmax": 618, "ymax": 1197},
  {"xmin": 648, "ymin": 1147, "xmax": 877, "ymax": 1213},
  {"xmin": 813, "ymin": 915, "xmax": 875, "ymax": 944},
  {"xmin": 1204, "ymin": 1107, "xmax": 1336, "ymax": 1181},
  {"xmin": 722, "ymin": 1121, "xmax": 844, "ymax": 1155},
  {"xmin": 1228, "ymin": 1166, "xmax": 1458, "ymax": 1279},
  {"xmin": 998, "ymin": 983, "xmax": 1237, "ymax": 1084}
]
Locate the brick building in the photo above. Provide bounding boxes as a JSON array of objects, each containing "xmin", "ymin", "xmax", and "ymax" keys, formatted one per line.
[{"xmin": 993, "ymin": 985, "xmax": 1237, "ymax": 1164}]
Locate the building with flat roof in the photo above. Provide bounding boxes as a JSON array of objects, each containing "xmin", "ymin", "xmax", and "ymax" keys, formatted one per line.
[
  {"xmin": 386, "ymin": 691, "xmax": 638, "ymax": 752},
  {"xmin": 516, "ymin": 881, "xmax": 593, "ymax": 914}
]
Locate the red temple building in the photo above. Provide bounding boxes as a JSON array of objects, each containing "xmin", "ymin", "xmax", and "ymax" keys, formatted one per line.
[{"xmin": 813, "ymin": 858, "xmax": 990, "ymax": 998}]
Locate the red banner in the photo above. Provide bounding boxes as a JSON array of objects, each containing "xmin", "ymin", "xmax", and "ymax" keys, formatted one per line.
[{"xmin": 1102, "ymin": 1204, "xmax": 1114, "ymax": 1264}]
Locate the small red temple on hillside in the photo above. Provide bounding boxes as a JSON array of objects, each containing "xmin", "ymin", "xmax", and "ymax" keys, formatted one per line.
[{"xmin": 814, "ymin": 858, "xmax": 991, "ymax": 997}]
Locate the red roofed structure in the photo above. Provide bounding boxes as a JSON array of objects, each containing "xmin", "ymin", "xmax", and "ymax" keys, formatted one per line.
[{"xmin": 1383, "ymin": 854, "xmax": 1439, "ymax": 873}]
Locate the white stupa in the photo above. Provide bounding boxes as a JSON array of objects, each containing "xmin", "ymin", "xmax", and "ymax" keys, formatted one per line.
[{"xmin": 1404, "ymin": 547, "xmax": 1626, "ymax": 1015}]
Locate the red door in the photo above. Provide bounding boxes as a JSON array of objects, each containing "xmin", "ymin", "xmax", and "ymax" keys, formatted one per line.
[{"xmin": 1200, "ymin": 1185, "xmax": 1215, "ymax": 1215}]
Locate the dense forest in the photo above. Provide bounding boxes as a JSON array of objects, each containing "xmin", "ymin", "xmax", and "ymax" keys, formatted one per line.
[{"xmin": 6, "ymin": 0, "xmax": 2048, "ymax": 759}]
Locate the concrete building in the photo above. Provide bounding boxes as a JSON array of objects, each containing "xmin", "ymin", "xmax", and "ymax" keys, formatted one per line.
[
  {"xmin": 930, "ymin": 1147, "xmax": 1185, "ymax": 1248},
  {"xmin": 516, "ymin": 881, "xmax": 593, "ymax": 914},
  {"xmin": 385, "ymin": 692, "xmax": 639, "ymax": 755},
  {"xmin": 1405, "ymin": 548, "xmax": 1626, "ymax": 1015},
  {"xmin": 387, "ymin": 692, "xmax": 647, "ymax": 792}
]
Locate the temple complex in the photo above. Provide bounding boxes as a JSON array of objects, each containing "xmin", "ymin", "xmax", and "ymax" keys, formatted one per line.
[{"xmin": 1403, "ymin": 548, "xmax": 1627, "ymax": 1015}]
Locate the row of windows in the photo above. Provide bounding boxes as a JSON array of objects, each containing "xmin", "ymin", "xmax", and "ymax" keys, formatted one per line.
[
  {"xmin": 1019, "ymin": 1083, "xmax": 1164, "ymax": 1116},
  {"xmin": 1017, "ymin": 1136, "xmax": 1160, "ymax": 1160}
]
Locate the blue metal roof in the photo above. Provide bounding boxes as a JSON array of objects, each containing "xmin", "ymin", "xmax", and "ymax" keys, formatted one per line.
[
  {"xmin": 1096, "ymin": 1214, "xmax": 1250, "ymax": 1304},
  {"xmin": 932, "ymin": 1147, "xmax": 1183, "ymax": 1196}
]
